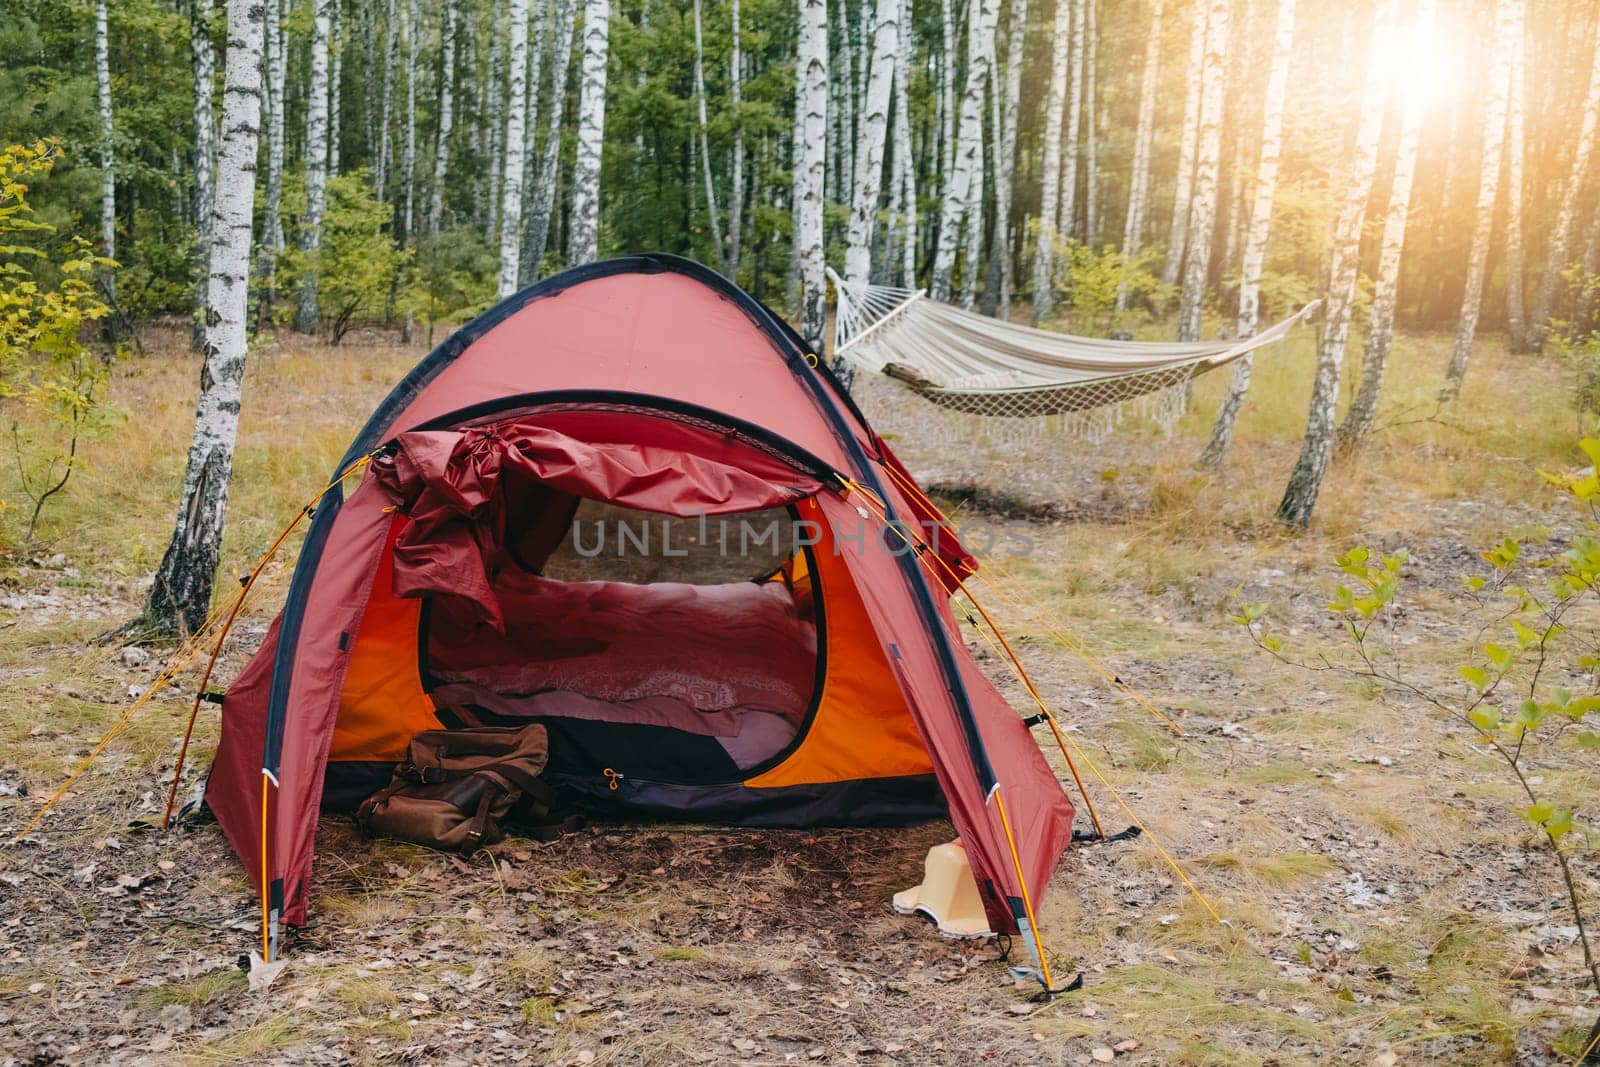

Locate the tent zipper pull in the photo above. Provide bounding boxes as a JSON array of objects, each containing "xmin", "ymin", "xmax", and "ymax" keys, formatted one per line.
[{"xmin": 603, "ymin": 768, "xmax": 622, "ymax": 791}]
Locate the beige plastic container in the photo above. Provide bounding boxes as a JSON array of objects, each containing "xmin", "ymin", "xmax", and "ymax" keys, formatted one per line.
[{"xmin": 891, "ymin": 839, "xmax": 994, "ymax": 939}]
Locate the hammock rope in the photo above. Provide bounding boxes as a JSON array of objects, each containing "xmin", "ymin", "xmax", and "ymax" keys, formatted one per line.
[{"xmin": 829, "ymin": 270, "xmax": 1319, "ymax": 423}]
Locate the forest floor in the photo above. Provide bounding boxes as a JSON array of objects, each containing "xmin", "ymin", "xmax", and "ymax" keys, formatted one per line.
[{"xmin": 1, "ymin": 321, "xmax": 1597, "ymax": 1065}]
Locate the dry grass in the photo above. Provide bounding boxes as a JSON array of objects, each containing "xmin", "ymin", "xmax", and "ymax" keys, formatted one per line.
[{"xmin": 0, "ymin": 323, "xmax": 1595, "ymax": 1063}]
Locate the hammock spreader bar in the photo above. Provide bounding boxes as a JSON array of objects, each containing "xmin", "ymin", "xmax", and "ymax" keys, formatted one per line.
[{"xmin": 829, "ymin": 271, "xmax": 1320, "ymax": 420}]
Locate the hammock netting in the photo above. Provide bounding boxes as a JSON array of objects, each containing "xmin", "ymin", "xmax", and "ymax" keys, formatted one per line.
[{"xmin": 830, "ymin": 272, "xmax": 1319, "ymax": 444}]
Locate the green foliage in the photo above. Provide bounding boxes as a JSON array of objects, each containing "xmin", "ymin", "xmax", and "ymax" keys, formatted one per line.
[
  {"xmin": 1041, "ymin": 234, "xmax": 1169, "ymax": 333},
  {"xmin": 408, "ymin": 225, "xmax": 497, "ymax": 342},
  {"xmin": 0, "ymin": 139, "xmax": 119, "ymax": 545},
  {"xmin": 280, "ymin": 172, "xmax": 412, "ymax": 344},
  {"xmin": 1233, "ymin": 441, "xmax": 1600, "ymax": 1006}
]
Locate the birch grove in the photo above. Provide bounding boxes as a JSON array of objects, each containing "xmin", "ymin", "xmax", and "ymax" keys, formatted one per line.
[
  {"xmin": 188, "ymin": 0, "xmax": 217, "ymax": 347},
  {"xmin": 1029, "ymin": 0, "xmax": 1072, "ymax": 324},
  {"xmin": 1162, "ymin": 1, "xmax": 1207, "ymax": 287},
  {"xmin": 1176, "ymin": 0, "xmax": 1229, "ymax": 344},
  {"xmin": 525, "ymin": 0, "xmax": 579, "ymax": 275},
  {"xmin": 1118, "ymin": 0, "xmax": 1164, "ymax": 313},
  {"xmin": 930, "ymin": 0, "xmax": 997, "ymax": 303},
  {"xmin": 844, "ymin": 0, "xmax": 900, "ymax": 290},
  {"xmin": 428, "ymin": 0, "xmax": 456, "ymax": 238},
  {"xmin": 293, "ymin": 0, "xmax": 333, "ymax": 334},
  {"xmin": 1530, "ymin": 20, "xmax": 1600, "ymax": 340},
  {"xmin": 1277, "ymin": 0, "xmax": 1395, "ymax": 528},
  {"xmin": 994, "ymin": 0, "xmax": 1027, "ymax": 315},
  {"xmin": 146, "ymin": 0, "xmax": 264, "ymax": 636},
  {"xmin": 94, "ymin": 0, "xmax": 114, "ymax": 301},
  {"xmin": 257, "ymin": 0, "xmax": 286, "ymax": 310},
  {"xmin": 795, "ymin": 0, "xmax": 829, "ymax": 351}
]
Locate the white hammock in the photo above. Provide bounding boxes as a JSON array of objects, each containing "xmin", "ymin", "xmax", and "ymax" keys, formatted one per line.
[{"xmin": 830, "ymin": 271, "xmax": 1320, "ymax": 420}]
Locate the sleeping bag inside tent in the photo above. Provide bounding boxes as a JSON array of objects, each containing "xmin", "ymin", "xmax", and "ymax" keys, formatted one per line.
[{"xmin": 203, "ymin": 254, "xmax": 1075, "ymax": 970}]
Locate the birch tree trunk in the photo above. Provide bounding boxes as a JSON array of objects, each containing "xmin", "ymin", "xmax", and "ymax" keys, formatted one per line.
[
  {"xmin": 257, "ymin": 0, "xmax": 286, "ymax": 314},
  {"xmin": 894, "ymin": 0, "xmax": 916, "ymax": 287},
  {"xmin": 497, "ymin": 0, "xmax": 532, "ymax": 297},
  {"xmin": 294, "ymin": 0, "xmax": 334, "ymax": 335},
  {"xmin": 1060, "ymin": 0, "xmax": 1086, "ymax": 241},
  {"xmin": 1441, "ymin": 0, "xmax": 1515, "ymax": 398},
  {"xmin": 525, "ymin": 0, "xmax": 579, "ymax": 274},
  {"xmin": 1029, "ymin": 0, "xmax": 1071, "ymax": 323},
  {"xmin": 844, "ymin": 0, "xmax": 900, "ymax": 289},
  {"xmin": 95, "ymin": 0, "xmax": 115, "ymax": 302},
  {"xmin": 328, "ymin": 2, "xmax": 341, "ymax": 175},
  {"xmin": 1503, "ymin": 0, "xmax": 1530, "ymax": 350},
  {"xmin": 488, "ymin": 0, "xmax": 508, "ymax": 239},
  {"xmin": 1277, "ymin": 0, "xmax": 1394, "ymax": 528},
  {"xmin": 930, "ymin": 0, "xmax": 997, "ymax": 302},
  {"xmin": 146, "ymin": 0, "xmax": 264, "ymax": 638},
  {"xmin": 1176, "ymin": 0, "xmax": 1228, "ymax": 343},
  {"xmin": 995, "ymin": 0, "xmax": 1026, "ymax": 315},
  {"xmin": 693, "ymin": 0, "xmax": 727, "ymax": 269},
  {"xmin": 728, "ymin": 0, "xmax": 745, "ymax": 278},
  {"xmin": 567, "ymin": 0, "xmax": 611, "ymax": 266},
  {"xmin": 377, "ymin": 0, "xmax": 398, "ymax": 195},
  {"xmin": 1339, "ymin": 0, "xmax": 1435, "ymax": 449},
  {"xmin": 1083, "ymin": 0, "xmax": 1099, "ymax": 245},
  {"xmin": 428, "ymin": 0, "xmax": 457, "ymax": 239},
  {"xmin": 189, "ymin": 0, "xmax": 217, "ymax": 349},
  {"xmin": 1117, "ymin": 0, "xmax": 1163, "ymax": 313},
  {"xmin": 795, "ymin": 0, "xmax": 829, "ymax": 351},
  {"xmin": 516, "ymin": 0, "xmax": 551, "ymax": 286},
  {"xmin": 1162, "ymin": 0, "xmax": 1207, "ymax": 287},
  {"xmin": 1531, "ymin": 19, "xmax": 1600, "ymax": 340},
  {"xmin": 1201, "ymin": 0, "xmax": 1294, "ymax": 467},
  {"xmin": 401, "ymin": 0, "xmax": 418, "ymax": 248},
  {"xmin": 959, "ymin": 116, "xmax": 985, "ymax": 309}
]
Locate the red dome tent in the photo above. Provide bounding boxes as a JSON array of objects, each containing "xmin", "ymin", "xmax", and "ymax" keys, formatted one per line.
[{"xmin": 205, "ymin": 254, "xmax": 1076, "ymax": 983}]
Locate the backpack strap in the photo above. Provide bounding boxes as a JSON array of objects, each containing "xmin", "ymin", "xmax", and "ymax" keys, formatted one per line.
[{"xmin": 459, "ymin": 779, "xmax": 503, "ymax": 853}]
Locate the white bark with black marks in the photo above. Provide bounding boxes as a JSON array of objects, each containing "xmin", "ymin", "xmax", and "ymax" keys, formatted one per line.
[
  {"xmin": 844, "ymin": 0, "xmax": 899, "ymax": 289},
  {"xmin": 401, "ymin": 0, "xmax": 418, "ymax": 247},
  {"xmin": 516, "ymin": 0, "xmax": 551, "ymax": 286},
  {"xmin": 930, "ymin": 0, "xmax": 996, "ymax": 302},
  {"xmin": 893, "ymin": 0, "xmax": 916, "ymax": 286},
  {"xmin": 1176, "ymin": 0, "xmax": 1228, "ymax": 343},
  {"xmin": 328, "ymin": 2, "xmax": 341, "ymax": 174},
  {"xmin": 995, "ymin": 0, "xmax": 1026, "ymax": 315},
  {"xmin": 497, "ymin": 0, "xmax": 532, "ymax": 297},
  {"xmin": 567, "ymin": 0, "xmax": 610, "ymax": 265},
  {"xmin": 95, "ymin": 0, "xmax": 115, "ymax": 299},
  {"xmin": 1277, "ymin": 0, "xmax": 1394, "ymax": 528},
  {"xmin": 693, "ymin": 0, "xmax": 727, "ymax": 269},
  {"xmin": 429, "ymin": 0, "xmax": 457, "ymax": 239},
  {"xmin": 147, "ymin": 0, "xmax": 264, "ymax": 638},
  {"xmin": 1503, "ymin": 0, "xmax": 1529, "ymax": 349},
  {"xmin": 258, "ymin": 0, "xmax": 287, "ymax": 308},
  {"xmin": 1061, "ymin": 0, "xmax": 1085, "ymax": 243},
  {"xmin": 189, "ymin": 0, "xmax": 217, "ymax": 348},
  {"xmin": 1442, "ymin": 0, "xmax": 1515, "ymax": 397},
  {"xmin": 728, "ymin": 0, "xmax": 745, "ymax": 278},
  {"xmin": 795, "ymin": 0, "xmax": 829, "ymax": 350},
  {"xmin": 1340, "ymin": 0, "xmax": 1435, "ymax": 449},
  {"xmin": 1201, "ymin": 0, "xmax": 1294, "ymax": 467},
  {"xmin": 294, "ymin": 0, "xmax": 334, "ymax": 334}
]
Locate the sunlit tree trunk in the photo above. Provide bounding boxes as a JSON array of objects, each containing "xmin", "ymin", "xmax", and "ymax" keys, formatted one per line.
[
  {"xmin": 1531, "ymin": 18, "xmax": 1600, "ymax": 340},
  {"xmin": 257, "ymin": 0, "xmax": 286, "ymax": 317},
  {"xmin": 1176, "ymin": 0, "xmax": 1228, "ymax": 343},
  {"xmin": 294, "ymin": 0, "xmax": 334, "ymax": 335},
  {"xmin": 567, "ymin": 0, "xmax": 611, "ymax": 266},
  {"xmin": 1029, "ymin": 0, "xmax": 1071, "ymax": 323},
  {"xmin": 146, "ymin": 0, "xmax": 264, "ymax": 638},
  {"xmin": 1162, "ymin": 0, "xmax": 1206, "ymax": 287},
  {"xmin": 1504, "ymin": 0, "xmax": 1530, "ymax": 350},
  {"xmin": 189, "ymin": 0, "xmax": 217, "ymax": 349},
  {"xmin": 1084, "ymin": 0, "xmax": 1099, "ymax": 245},
  {"xmin": 995, "ymin": 0, "xmax": 1026, "ymax": 315},
  {"xmin": 1277, "ymin": 0, "xmax": 1395, "ymax": 528},
  {"xmin": 796, "ymin": 0, "xmax": 829, "ymax": 350},
  {"xmin": 959, "ymin": 118, "xmax": 985, "ymax": 309},
  {"xmin": 1339, "ymin": 0, "xmax": 1434, "ymax": 450},
  {"xmin": 1060, "ymin": 0, "xmax": 1086, "ymax": 241},
  {"xmin": 930, "ymin": 0, "xmax": 997, "ymax": 302},
  {"xmin": 497, "ymin": 0, "xmax": 531, "ymax": 297},
  {"xmin": 938, "ymin": 0, "xmax": 956, "ymax": 179},
  {"xmin": 728, "ymin": 0, "xmax": 745, "ymax": 278},
  {"xmin": 95, "ymin": 0, "xmax": 115, "ymax": 303},
  {"xmin": 1118, "ymin": 0, "xmax": 1163, "ymax": 313},
  {"xmin": 1200, "ymin": 0, "xmax": 1294, "ymax": 467},
  {"xmin": 1442, "ymin": 0, "xmax": 1515, "ymax": 399},
  {"xmin": 693, "ymin": 0, "xmax": 727, "ymax": 270},
  {"xmin": 429, "ymin": 0, "xmax": 457, "ymax": 239},
  {"xmin": 526, "ymin": 0, "xmax": 579, "ymax": 275},
  {"xmin": 845, "ymin": 0, "xmax": 900, "ymax": 293},
  {"xmin": 893, "ymin": 0, "xmax": 916, "ymax": 287}
]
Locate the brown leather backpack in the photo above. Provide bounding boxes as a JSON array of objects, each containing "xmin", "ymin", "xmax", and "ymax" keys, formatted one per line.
[{"xmin": 356, "ymin": 724, "xmax": 561, "ymax": 853}]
